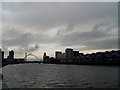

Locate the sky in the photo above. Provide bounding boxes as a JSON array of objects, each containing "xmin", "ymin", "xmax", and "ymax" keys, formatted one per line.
[{"xmin": 1, "ymin": 2, "xmax": 118, "ymax": 60}]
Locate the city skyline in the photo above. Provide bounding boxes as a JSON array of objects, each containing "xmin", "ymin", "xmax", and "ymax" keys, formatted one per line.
[
  {"xmin": 1, "ymin": 2, "xmax": 118, "ymax": 58},
  {"xmin": 1, "ymin": 48, "xmax": 119, "ymax": 65}
]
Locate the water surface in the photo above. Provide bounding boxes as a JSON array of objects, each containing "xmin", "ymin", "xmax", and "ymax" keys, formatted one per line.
[{"xmin": 2, "ymin": 63, "xmax": 118, "ymax": 88}]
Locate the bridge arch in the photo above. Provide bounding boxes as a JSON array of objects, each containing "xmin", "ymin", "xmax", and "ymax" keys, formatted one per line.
[{"xmin": 23, "ymin": 53, "xmax": 40, "ymax": 61}]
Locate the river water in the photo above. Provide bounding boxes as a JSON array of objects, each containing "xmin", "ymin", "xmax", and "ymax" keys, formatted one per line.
[{"xmin": 2, "ymin": 63, "xmax": 118, "ymax": 88}]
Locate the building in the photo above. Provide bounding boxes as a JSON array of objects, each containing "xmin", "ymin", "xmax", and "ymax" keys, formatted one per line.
[
  {"xmin": 55, "ymin": 51, "xmax": 62, "ymax": 60},
  {"xmin": 65, "ymin": 48, "xmax": 74, "ymax": 62},
  {"xmin": 61, "ymin": 53, "xmax": 66, "ymax": 60},
  {"xmin": 43, "ymin": 52, "xmax": 50, "ymax": 63},
  {"xmin": 55, "ymin": 51, "xmax": 66, "ymax": 63},
  {"xmin": 73, "ymin": 51, "xmax": 79, "ymax": 60},
  {"xmin": 0, "ymin": 49, "xmax": 1, "ymax": 60},
  {"xmin": 0, "ymin": 49, "xmax": 4, "ymax": 65},
  {"xmin": 8, "ymin": 50, "xmax": 14, "ymax": 62},
  {"xmin": 0, "ymin": 49, "xmax": 2, "ymax": 67},
  {"xmin": 43, "ymin": 52, "xmax": 47, "ymax": 61},
  {"xmin": 60, "ymin": 53, "xmax": 66, "ymax": 63},
  {"xmin": 2, "ymin": 51, "xmax": 4, "ymax": 62}
]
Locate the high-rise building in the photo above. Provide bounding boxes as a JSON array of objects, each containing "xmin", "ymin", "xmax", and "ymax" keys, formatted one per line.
[
  {"xmin": 65, "ymin": 48, "xmax": 74, "ymax": 61},
  {"xmin": 8, "ymin": 50, "xmax": 14, "ymax": 62},
  {"xmin": 43, "ymin": 52, "xmax": 46, "ymax": 61},
  {"xmin": 43, "ymin": 52, "xmax": 50, "ymax": 63}
]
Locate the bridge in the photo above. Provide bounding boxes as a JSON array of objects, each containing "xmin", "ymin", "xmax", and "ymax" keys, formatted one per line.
[
  {"xmin": 2, "ymin": 53, "xmax": 41, "ymax": 67},
  {"xmin": 21, "ymin": 53, "xmax": 41, "ymax": 64},
  {"xmin": 23, "ymin": 53, "xmax": 40, "ymax": 61}
]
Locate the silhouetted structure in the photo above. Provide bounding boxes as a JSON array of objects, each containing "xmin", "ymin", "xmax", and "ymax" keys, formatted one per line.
[
  {"xmin": 0, "ymin": 49, "xmax": 2, "ymax": 67},
  {"xmin": 0, "ymin": 49, "xmax": 4, "ymax": 60},
  {"xmin": 0, "ymin": 49, "xmax": 8, "ymax": 67},
  {"xmin": 55, "ymin": 51, "xmax": 62, "ymax": 60},
  {"xmin": 43, "ymin": 52, "xmax": 50, "ymax": 63},
  {"xmin": 73, "ymin": 51, "xmax": 79, "ymax": 60},
  {"xmin": 65, "ymin": 48, "xmax": 74, "ymax": 62},
  {"xmin": 43, "ymin": 52, "xmax": 60, "ymax": 64},
  {"xmin": 43, "ymin": 48, "xmax": 119, "ymax": 65},
  {"xmin": 1, "ymin": 49, "xmax": 41, "ymax": 67},
  {"xmin": 2, "ymin": 51, "xmax": 4, "ymax": 62},
  {"xmin": 23, "ymin": 53, "xmax": 40, "ymax": 61},
  {"xmin": 8, "ymin": 50, "xmax": 14, "ymax": 63},
  {"xmin": 1, "ymin": 48, "xmax": 119, "ymax": 66}
]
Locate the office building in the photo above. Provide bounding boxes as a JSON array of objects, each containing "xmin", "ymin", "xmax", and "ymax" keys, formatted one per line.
[
  {"xmin": 65, "ymin": 48, "xmax": 74, "ymax": 62},
  {"xmin": 55, "ymin": 51, "xmax": 62, "ymax": 60},
  {"xmin": 8, "ymin": 50, "xmax": 14, "ymax": 62}
]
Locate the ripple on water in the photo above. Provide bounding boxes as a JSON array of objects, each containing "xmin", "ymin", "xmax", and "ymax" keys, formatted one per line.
[
  {"xmin": 102, "ymin": 81, "xmax": 108, "ymax": 84},
  {"xmin": 2, "ymin": 64, "xmax": 118, "ymax": 88}
]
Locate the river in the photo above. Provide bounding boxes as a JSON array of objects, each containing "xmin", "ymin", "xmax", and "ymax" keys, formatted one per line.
[{"xmin": 2, "ymin": 63, "xmax": 118, "ymax": 88}]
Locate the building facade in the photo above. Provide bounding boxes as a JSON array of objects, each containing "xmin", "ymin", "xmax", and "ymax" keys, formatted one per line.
[
  {"xmin": 65, "ymin": 48, "xmax": 74, "ymax": 62},
  {"xmin": 55, "ymin": 51, "xmax": 62, "ymax": 60},
  {"xmin": 8, "ymin": 50, "xmax": 14, "ymax": 62},
  {"xmin": 43, "ymin": 52, "xmax": 50, "ymax": 63}
]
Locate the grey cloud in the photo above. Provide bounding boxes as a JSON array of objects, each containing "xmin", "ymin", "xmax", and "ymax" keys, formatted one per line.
[
  {"xmin": 23, "ymin": 44, "xmax": 40, "ymax": 53},
  {"xmin": 2, "ymin": 46, "xmax": 8, "ymax": 55},
  {"xmin": 1, "ymin": 2, "xmax": 118, "ymax": 57},
  {"xmin": 83, "ymin": 37, "xmax": 118, "ymax": 50},
  {"xmin": 3, "ymin": 27, "xmax": 25, "ymax": 39},
  {"xmin": 3, "ymin": 44, "xmax": 40, "ymax": 58},
  {"xmin": 57, "ymin": 23, "xmax": 74, "ymax": 36},
  {"xmin": 3, "ymin": 32, "xmax": 33, "ymax": 47},
  {"xmin": 58, "ymin": 22, "xmax": 118, "ymax": 49},
  {"xmin": 92, "ymin": 22, "xmax": 117, "ymax": 32},
  {"xmin": 2, "ymin": 26, "xmax": 57, "ymax": 49},
  {"xmin": 3, "ymin": 2, "xmax": 117, "ymax": 30}
]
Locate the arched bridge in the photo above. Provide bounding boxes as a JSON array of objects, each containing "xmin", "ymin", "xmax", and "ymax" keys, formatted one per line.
[{"xmin": 23, "ymin": 53, "xmax": 40, "ymax": 61}]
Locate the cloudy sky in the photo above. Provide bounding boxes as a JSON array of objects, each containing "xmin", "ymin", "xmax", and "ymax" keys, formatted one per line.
[{"xmin": 1, "ymin": 2, "xmax": 118, "ymax": 59}]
